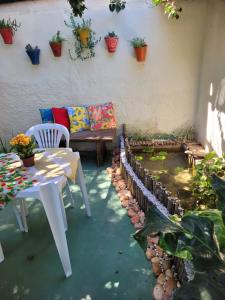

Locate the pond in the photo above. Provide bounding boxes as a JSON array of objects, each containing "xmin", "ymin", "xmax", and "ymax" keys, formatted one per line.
[{"xmin": 135, "ymin": 149, "xmax": 195, "ymax": 211}]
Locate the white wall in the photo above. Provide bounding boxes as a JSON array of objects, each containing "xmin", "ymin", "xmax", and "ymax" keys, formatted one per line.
[
  {"xmin": 0, "ymin": 0, "xmax": 207, "ymax": 139},
  {"xmin": 196, "ymin": 0, "xmax": 225, "ymax": 156}
]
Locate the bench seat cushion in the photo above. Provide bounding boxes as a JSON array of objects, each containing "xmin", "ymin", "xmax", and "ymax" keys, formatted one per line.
[{"xmin": 70, "ymin": 128, "xmax": 116, "ymax": 142}]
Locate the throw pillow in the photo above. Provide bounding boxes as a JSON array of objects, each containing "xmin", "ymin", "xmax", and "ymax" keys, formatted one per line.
[
  {"xmin": 88, "ymin": 102, "xmax": 116, "ymax": 131},
  {"xmin": 39, "ymin": 108, "xmax": 54, "ymax": 123},
  {"xmin": 66, "ymin": 106, "xmax": 90, "ymax": 133},
  {"xmin": 52, "ymin": 107, "xmax": 70, "ymax": 130}
]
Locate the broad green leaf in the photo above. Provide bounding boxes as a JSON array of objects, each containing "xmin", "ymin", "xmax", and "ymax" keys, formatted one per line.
[{"xmin": 211, "ymin": 174, "xmax": 225, "ymax": 224}]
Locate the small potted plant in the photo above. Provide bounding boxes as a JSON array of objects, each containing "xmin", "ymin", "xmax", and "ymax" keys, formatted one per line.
[
  {"xmin": 0, "ymin": 18, "xmax": 20, "ymax": 44},
  {"xmin": 49, "ymin": 31, "xmax": 65, "ymax": 57},
  {"xmin": 105, "ymin": 32, "xmax": 119, "ymax": 53},
  {"xmin": 10, "ymin": 134, "xmax": 36, "ymax": 167},
  {"xmin": 130, "ymin": 37, "xmax": 147, "ymax": 62},
  {"xmin": 25, "ymin": 44, "xmax": 40, "ymax": 65},
  {"xmin": 76, "ymin": 19, "xmax": 91, "ymax": 47}
]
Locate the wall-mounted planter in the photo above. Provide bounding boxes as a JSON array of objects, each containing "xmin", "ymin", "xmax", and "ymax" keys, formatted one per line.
[
  {"xmin": 0, "ymin": 28, "xmax": 13, "ymax": 44},
  {"xmin": 105, "ymin": 36, "xmax": 119, "ymax": 53},
  {"xmin": 77, "ymin": 28, "xmax": 90, "ymax": 47},
  {"xmin": 134, "ymin": 45, "xmax": 147, "ymax": 62},
  {"xmin": 25, "ymin": 44, "xmax": 40, "ymax": 65},
  {"xmin": 49, "ymin": 42, "xmax": 62, "ymax": 57}
]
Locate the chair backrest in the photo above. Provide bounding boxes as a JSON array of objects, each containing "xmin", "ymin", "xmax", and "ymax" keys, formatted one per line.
[{"xmin": 26, "ymin": 124, "xmax": 70, "ymax": 148}]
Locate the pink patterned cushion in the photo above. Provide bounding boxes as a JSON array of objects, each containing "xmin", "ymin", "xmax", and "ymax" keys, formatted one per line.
[{"xmin": 88, "ymin": 102, "xmax": 116, "ymax": 131}]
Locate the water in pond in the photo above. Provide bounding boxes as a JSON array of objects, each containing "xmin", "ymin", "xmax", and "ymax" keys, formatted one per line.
[{"xmin": 136, "ymin": 151, "xmax": 195, "ymax": 210}]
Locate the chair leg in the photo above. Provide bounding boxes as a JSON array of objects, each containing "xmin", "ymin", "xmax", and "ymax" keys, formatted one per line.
[
  {"xmin": 60, "ymin": 191, "xmax": 68, "ymax": 232},
  {"xmin": 76, "ymin": 160, "xmax": 91, "ymax": 217},
  {"xmin": 0, "ymin": 243, "xmax": 4, "ymax": 263},
  {"xmin": 66, "ymin": 180, "xmax": 75, "ymax": 207},
  {"xmin": 20, "ymin": 200, "xmax": 28, "ymax": 233},
  {"xmin": 11, "ymin": 201, "xmax": 25, "ymax": 232}
]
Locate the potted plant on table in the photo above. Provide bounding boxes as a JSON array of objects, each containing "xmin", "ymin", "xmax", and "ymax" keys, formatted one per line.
[
  {"xmin": 0, "ymin": 18, "xmax": 21, "ymax": 44},
  {"xmin": 10, "ymin": 134, "xmax": 36, "ymax": 167},
  {"xmin": 130, "ymin": 37, "xmax": 147, "ymax": 62},
  {"xmin": 105, "ymin": 31, "xmax": 119, "ymax": 53},
  {"xmin": 49, "ymin": 31, "xmax": 65, "ymax": 57},
  {"xmin": 25, "ymin": 44, "xmax": 41, "ymax": 65}
]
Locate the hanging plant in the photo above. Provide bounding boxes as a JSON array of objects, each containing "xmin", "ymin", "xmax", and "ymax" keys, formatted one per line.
[
  {"xmin": 25, "ymin": 44, "xmax": 40, "ymax": 65},
  {"xmin": 104, "ymin": 31, "xmax": 119, "ymax": 53},
  {"xmin": 49, "ymin": 31, "xmax": 66, "ymax": 57},
  {"xmin": 0, "ymin": 18, "xmax": 21, "ymax": 44},
  {"xmin": 67, "ymin": 0, "xmax": 87, "ymax": 18},
  {"xmin": 65, "ymin": 15, "xmax": 101, "ymax": 61},
  {"xmin": 109, "ymin": 0, "xmax": 126, "ymax": 13},
  {"xmin": 130, "ymin": 37, "xmax": 148, "ymax": 62},
  {"xmin": 151, "ymin": 0, "xmax": 182, "ymax": 19}
]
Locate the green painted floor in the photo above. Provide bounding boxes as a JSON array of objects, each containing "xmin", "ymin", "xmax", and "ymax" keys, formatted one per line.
[{"xmin": 0, "ymin": 156, "xmax": 155, "ymax": 300}]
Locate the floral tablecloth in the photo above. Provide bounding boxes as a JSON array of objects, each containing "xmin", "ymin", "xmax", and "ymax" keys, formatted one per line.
[
  {"xmin": 0, "ymin": 154, "xmax": 36, "ymax": 209},
  {"xmin": 0, "ymin": 149, "xmax": 78, "ymax": 209}
]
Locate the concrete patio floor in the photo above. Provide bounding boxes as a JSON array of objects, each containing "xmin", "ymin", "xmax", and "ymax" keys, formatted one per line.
[{"xmin": 0, "ymin": 155, "xmax": 155, "ymax": 300}]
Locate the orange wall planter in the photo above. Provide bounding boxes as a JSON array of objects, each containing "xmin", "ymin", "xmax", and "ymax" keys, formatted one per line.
[
  {"xmin": 0, "ymin": 28, "xmax": 13, "ymax": 44},
  {"xmin": 134, "ymin": 45, "xmax": 147, "ymax": 62}
]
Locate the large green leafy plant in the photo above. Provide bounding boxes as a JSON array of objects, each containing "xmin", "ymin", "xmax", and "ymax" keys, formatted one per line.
[
  {"xmin": 191, "ymin": 152, "xmax": 225, "ymax": 208},
  {"xmin": 134, "ymin": 174, "xmax": 225, "ymax": 299}
]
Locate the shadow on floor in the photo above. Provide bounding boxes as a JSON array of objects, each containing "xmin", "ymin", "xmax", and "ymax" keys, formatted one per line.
[{"xmin": 0, "ymin": 157, "xmax": 155, "ymax": 300}]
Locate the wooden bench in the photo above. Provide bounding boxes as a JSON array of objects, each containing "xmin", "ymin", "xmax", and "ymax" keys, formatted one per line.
[{"xmin": 69, "ymin": 128, "xmax": 117, "ymax": 166}]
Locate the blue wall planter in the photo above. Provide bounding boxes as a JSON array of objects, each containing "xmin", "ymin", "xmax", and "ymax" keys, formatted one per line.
[{"xmin": 26, "ymin": 48, "xmax": 40, "ymax": 65}]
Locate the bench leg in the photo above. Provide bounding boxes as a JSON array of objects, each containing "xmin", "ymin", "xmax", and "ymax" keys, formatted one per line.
[{"xmin": 96, "ymin": 141, "xmax": 105, "ymax": 167}]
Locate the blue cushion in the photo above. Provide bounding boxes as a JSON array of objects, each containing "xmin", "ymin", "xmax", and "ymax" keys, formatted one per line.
[{"xmin": 39, "ymin": 108, "xmax": 54, "ymax": 123}]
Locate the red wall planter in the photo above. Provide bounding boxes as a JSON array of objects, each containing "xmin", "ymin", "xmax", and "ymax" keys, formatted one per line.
[
  {"xmin": 0, "ymin": 28, "xmax": 13, "ymax": 44},
  {"xmin": 49, "ymin": 42, "xmax": 62, "ymax": 57},
  {"xmin": 134, "ymin": 45, "xmax": 147, "ymax": 62},
  {"xmin": 105, "ymin": 36, "xmax": 119, "ymax": 53}
]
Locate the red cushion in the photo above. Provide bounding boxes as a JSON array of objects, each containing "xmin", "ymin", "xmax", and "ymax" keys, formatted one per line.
[{"xmin": 52, "ymin": 107, "xmax": 70, "ymax": 130}]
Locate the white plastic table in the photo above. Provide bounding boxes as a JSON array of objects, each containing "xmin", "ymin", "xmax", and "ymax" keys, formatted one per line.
[{"xmin": 0, "ymin": 149, "xmax": 91, "ymax": 278}]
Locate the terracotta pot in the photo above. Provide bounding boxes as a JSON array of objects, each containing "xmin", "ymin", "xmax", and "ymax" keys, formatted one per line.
[
  {"xmin": 77, "ymin": 29, "xmax": 90, "ymax": 47},
  {"xmin": 134, "ymin": 45, "xmax": 147, "ymax": 62},
  {"xmin": 49, "ymin": 42, "xmax": 62, "ymax": 57},
  {"xmin": 105, "ymin": 36, "xmax": 119, "ymax": 53},
  {"xmin": 0, "ymin": 28, "xmax": 13, "ymax": 44},
  {"xmin": 22, "ymin": 155, "xmax": 35, "ymax": 167}
]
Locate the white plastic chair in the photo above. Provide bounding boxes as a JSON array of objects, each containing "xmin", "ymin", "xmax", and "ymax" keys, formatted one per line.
[
  {"xmin": 26, "ymin": 123, "xmax": 70, "ymax": 148},
  {"xmin": 13, "ymin": 123, "xmax": 73, "ymax": 232}
]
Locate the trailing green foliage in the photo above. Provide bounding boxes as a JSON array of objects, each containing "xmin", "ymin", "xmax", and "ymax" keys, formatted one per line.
[
  {"xmin": 151, "ymin": 0, "xmax": 182, "ymax": 19},
  {"xmin": 134, "ymin": 174, "xmax": 225, "ymax": 299},
  {"xmin": 68, "ymin": 0, "xmax": 87, "ymax": 18},
  {"xmin": 109, "ymin": 0, "xmax": 126, "ymax": 13},
  {"xmin": 65, "ymin": 16, "xmax": 101, "ymax": 61},
  {"xmin": 191, "ymin": 151, "xmax": 225, "ymax": 208}
]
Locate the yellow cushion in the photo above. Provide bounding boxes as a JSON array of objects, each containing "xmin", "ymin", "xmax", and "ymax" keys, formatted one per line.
[{"xmin": 66, "ymin": 106, "xmax": 90, "ymax": 133}]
